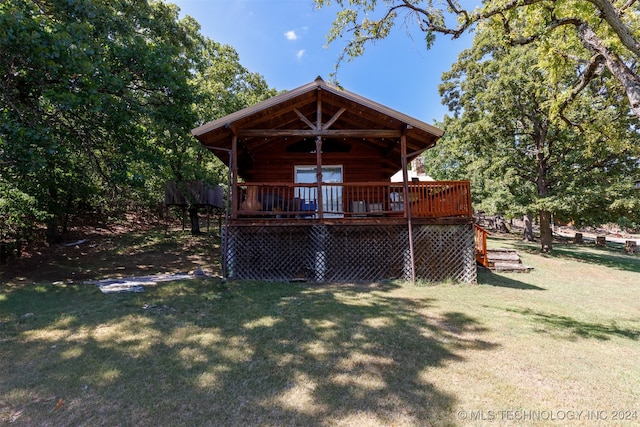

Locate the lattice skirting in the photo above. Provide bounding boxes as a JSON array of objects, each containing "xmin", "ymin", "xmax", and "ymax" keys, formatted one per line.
[{"xmin": 223, "ymin": 224, "xmax": 476, "ymax": 283}]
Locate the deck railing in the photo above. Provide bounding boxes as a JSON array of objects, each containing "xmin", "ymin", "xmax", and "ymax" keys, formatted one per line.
[
  {"xmin": 233, "ymin": 181, "xmax": 472, "ymax": 220},
  {"xmin": 474, "ymin": 224, "xmax": 491, "ymax": 267}
]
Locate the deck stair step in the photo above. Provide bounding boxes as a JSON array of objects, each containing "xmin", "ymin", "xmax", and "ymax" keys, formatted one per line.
[{"xmin": 484, "ymin": 248, "xmax": 533, "ymax": 273}]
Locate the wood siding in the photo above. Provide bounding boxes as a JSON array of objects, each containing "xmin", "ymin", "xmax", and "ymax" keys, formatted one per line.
[{"xmin": 240, "ymin": 138, "xmax": 393, "ymax": 182}]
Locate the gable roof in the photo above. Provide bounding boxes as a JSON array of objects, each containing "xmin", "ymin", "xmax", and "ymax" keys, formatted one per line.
[{"xmin": 192, "ymin": 77, "xmax": 444, "ymax": 174}]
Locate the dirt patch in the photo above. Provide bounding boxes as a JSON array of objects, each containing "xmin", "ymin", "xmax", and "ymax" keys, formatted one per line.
[{"xmin": 0, "ymin": 218, "xmax": 221, "ymax": 286}]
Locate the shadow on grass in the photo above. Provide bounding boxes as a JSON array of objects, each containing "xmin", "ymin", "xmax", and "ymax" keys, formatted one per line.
[
  {"xmin": 1, "ymin": 229, "xmax": 221, "ymax": 284},
  {"xmin": 510, "ymin": 241, "xmax": 640, "ymax": 274},
  {"xmin": 477, "ymin": 269, "xmax": 545, "ymax": 290},
  {"xmin": 0, "ymin": 279, "xmax": 498, "ymax": 426},
  {"xmin": 507, "ymin": 308, "xmax": 640, "ymax": 341},
  {"xmin": 549, "ymin": 245, "xmax": 640, "ymax": 273}
]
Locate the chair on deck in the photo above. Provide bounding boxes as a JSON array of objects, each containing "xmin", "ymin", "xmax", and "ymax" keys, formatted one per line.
[
  {"xmin": 300, "ymin": 200, "xmax": 317, "ymax": 218},
  {"xmin": 389, "ymin": 192, "xmax": 403, "ymax": 212}
]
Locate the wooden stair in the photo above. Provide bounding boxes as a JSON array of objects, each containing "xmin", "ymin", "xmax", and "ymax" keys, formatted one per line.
[{"xmin": 483, "ymin": 248, "xmax": 533, "ymax": 273}]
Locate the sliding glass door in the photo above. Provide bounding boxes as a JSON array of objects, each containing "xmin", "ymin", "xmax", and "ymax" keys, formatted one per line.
[{"xmin": 294, "ymin": 165, "xmax": 343, "ymax": 218}]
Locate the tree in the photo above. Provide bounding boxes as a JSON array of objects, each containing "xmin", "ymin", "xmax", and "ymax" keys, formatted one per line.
[
  {"xmin": 0, "ymin": 181, "xmax": 48, "ymax": 259},
  {"xmin": 178, "ymin": 37, "xmax": 277, "ymax": 234},
  {"xmin": 0, "ymin": 0, "xmax": 276, "ymax": 240},
  {"xmin": 0, "ymin": 0, "xmax": 204, "ymax": 241},
  {"xmin": 315, "ymin": 0, "xmax": 640, "ymax": 120},
  {"xmin": 192, "ymin": 39, "xmax": 278, "ymax": 126},
  {"xmin": 428, "ymin": 29, "xmax": 640, "ymax": 251}
]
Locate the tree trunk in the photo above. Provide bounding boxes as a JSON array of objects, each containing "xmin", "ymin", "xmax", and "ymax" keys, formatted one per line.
[
  {"xmin": 189, "ymin": 207, "xmax": 201, "ymax": 235},
  {"xmin": 46, "ymin": 219, "xmax": 61, "ymax": 244},
  {"xmin": 532, "ymin": 115, "xmax": 553, "ymax": 252},
  {"xmin": 539, "ymin": 210, "xmax": 553, "ymax": 252},
  {"xmin": 46, "ymin": 184, "xmax": 61, "ymax": 244},
  {"xmin": 523, "ymin": 213, "xmax": 534, "ymax": 242}
]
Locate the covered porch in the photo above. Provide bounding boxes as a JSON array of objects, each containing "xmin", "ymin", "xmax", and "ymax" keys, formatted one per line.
[{"xmin": 192, "ymin": 77, "xmax": 481, "ymax": 283}]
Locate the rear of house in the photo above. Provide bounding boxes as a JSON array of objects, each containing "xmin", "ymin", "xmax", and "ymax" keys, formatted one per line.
[{"xmin": 192, "ymin": 77, "xmax": 481, "ymax": 283}]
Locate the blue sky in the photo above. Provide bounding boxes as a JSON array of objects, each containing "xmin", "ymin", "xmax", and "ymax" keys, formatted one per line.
[{"xmin": 171, "ymin": 0, "xmax": 473, "ymax": 124}]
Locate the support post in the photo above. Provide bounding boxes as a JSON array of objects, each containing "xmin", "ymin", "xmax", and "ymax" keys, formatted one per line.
[
  {"xmin": 203, "ymin": 144, "xmax": 234, "ymax": 281},
  {"xmin": 315, "ymin": 90, "xmax": 323, "ymax": 219},
  {"xmin": 230, "ymin": 135, "xmax": 239, "ymax": 219},
  {"xmin": 224, "ymin": 142, "xmax": 235, "ymax": 281},
  {"xmin": 315, "ymin": 136, "xmax": 323, "ymax": 219},
  {"xmin": 401, "ymin": 127, "xmax": 416, "ymax": 284}
]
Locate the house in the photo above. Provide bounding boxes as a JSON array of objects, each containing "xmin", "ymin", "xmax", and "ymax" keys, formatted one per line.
[
  {"xmin": 390, "ymin": 158, "xmax": 435, "ymax": 183},
  {"xmin": 192, "ymin": 77, "xmax": 485, "ymax": 283}
]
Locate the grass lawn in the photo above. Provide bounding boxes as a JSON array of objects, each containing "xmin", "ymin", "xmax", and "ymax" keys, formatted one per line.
[{"xmin": 1, "ymin": 228, "xmax": 639, "ymax": 426}]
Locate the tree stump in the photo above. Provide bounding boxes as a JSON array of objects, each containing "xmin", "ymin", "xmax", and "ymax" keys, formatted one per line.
[
  {"xmin": 595, "ymin": 236, "xmax": 606, "ymax": 247},
  {"xmin": 573, "ymin": 232, "xmax": 583, "ymax": 244},
  {"xmin": 625, "ymin": 240, "xmax": 637, "ymax": 254},
  {"xmin": 495, "ymin": 217, "xmax": 509, "ymax": 233}
]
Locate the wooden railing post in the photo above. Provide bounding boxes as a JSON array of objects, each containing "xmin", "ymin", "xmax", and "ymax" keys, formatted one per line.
[{"xmin": 474, "ymin": 224, "xmax": 490, "ymax": 267}]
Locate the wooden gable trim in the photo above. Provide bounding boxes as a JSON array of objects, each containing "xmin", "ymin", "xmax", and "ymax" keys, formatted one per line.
[
  {"xmin": 323, "ymin": 107, "xmax": 346, "ymax": 130},
  {"xmin": 236, "ymin": 129, "xmax": 403, "ymax": 138},
  {"xmin": 293, "ymin": 108, "xmax": 316, "ymax": 130},
  {"xmin": 192, "ymin": 77, "xmax": 444, "ymax": 140},
  {"xmin": 194, "ymin": 78, "xmax": 443, "ymax": 178}
]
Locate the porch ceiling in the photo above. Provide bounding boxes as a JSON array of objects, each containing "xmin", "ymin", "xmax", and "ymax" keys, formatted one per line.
[{"xmin": 192, "ymin": 77, "xmax": 444, "ymax": 176}]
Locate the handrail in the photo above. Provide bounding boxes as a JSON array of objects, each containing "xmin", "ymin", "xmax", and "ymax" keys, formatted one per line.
[
  {"xmin": 233, "ymin": 181, "xmax": 473, "ymax": 219},
  {"xmin": 474, "ymin": 224, "xmax": 491, "ymax": 267}
]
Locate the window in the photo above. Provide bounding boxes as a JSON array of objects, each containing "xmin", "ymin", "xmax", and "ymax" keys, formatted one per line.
[{"xmin": 295, "ymin": 165, "xmax": 343, "ymax": 217}]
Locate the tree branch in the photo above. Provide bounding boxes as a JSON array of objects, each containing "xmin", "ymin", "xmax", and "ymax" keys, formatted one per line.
[
  {"xmin": 558, "ymin": 54, "xmax": 605, "ymax": 131},
  {"xmin": 586, "ymin": 0, "xmax": 640, "ymax": 57},
  {"xmin": 509, "ymin": 17, "xmax": 582, "ymax": 46},
  {"xmin": 620, "ymin": 0, "xmax": 637, "ymax": 13},
  {"xmin": 576, "ymin": 22, "xmax": 640, "ymax": 116}
]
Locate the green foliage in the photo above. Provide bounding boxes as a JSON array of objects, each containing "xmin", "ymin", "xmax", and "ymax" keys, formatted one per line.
[
  {"xmin": 1, "ymin": 0, "xmax": 197, "ymax": 237},
  {"xmin": 434, "ymin": 28, "xmax": 640, "ymax": 235},
  {"xmin": 316, "ymin": 1, "xmax": 640, "ymax": 120},
  {"xmin": 192, "ymin": 39, "xmax": 278, "ymax": 124},
  {"xmin": 0, "ymin": 181, "xmax": 47, "ymax": 238},
  {"xmin": 0, "ymin": 0, "xmax": 276, "ymax": 245}
]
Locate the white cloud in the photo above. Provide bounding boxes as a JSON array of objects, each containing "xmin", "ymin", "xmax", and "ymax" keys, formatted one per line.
[
  {"xmin": 296, "ymin": 49, "xmax": 306, "ymax": 60},
  {"xmin": 285, "ymin": 30, "xmax": 298, "ymax": 41}
]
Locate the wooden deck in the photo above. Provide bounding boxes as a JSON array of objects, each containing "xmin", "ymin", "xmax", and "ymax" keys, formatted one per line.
[
  {"xmin": 222, "ymin": 180, "xmax": 479, "ymax": 283},
  {"xmin": 231, "ymin": 180, "xmax": 472, "ymax": 223}
]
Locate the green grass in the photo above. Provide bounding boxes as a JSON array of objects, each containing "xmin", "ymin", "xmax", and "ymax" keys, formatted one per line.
[{"xmin": 1, "ymin": 232, "xmax": 639, "ymax": 426}]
